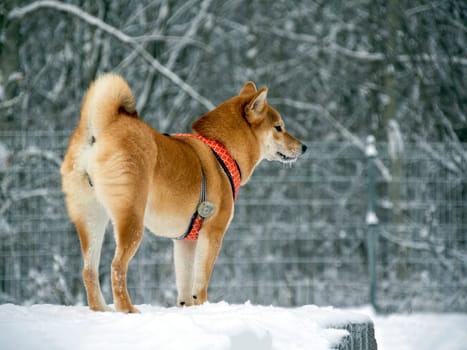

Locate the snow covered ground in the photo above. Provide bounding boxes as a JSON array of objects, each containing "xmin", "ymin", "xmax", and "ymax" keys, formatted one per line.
[
  {"xmin": 351, "ymin": 306, "xmax": 467, "ymax": 350},
  {"xmin": 0, "ymin": 302, "xmax": 466, "ymax": 350}
]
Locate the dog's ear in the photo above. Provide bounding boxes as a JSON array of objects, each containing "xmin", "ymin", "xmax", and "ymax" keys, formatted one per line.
[
  {"xmin": 245, "ymin": 87, "xmax": 268, "ymax": 123},
  {"xmin": 239, "ymin": 81, "xmax": 257, "ymax": 96}
]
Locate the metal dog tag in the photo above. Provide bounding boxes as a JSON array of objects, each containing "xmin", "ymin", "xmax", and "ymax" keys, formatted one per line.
[{"xmin": 197, "ymin": 201, "xmax": 215, "ymax": 218}]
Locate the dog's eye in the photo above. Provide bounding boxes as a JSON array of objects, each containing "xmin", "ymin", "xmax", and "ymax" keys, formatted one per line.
[{"xmin": 274, "ymin": 126, "xmax": 283, "ymax": 132}]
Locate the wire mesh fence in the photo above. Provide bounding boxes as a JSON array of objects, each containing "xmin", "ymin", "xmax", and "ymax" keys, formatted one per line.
[{"xmin": 0, "ymin": 131, "xmax": 465, "ymax": 312}]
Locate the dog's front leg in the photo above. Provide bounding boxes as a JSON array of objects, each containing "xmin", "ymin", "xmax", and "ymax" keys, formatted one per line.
[
  {"xmin": 173, "ymin": 239, "xmax": 197, "ymax": 307},
  {"xmin": 191, "ymin": 232, "xmax": 223, "ymax": 305}
]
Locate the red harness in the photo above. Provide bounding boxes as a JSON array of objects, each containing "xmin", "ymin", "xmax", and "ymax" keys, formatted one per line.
[{"xmin": 172, "ymin": 134, "xmax": 242, "ymax": 241}]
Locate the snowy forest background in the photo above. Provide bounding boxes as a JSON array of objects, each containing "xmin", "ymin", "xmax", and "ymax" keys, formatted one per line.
[{"xmin": 0, "ymin": 0, "xmax": 466, "ymax": 312}]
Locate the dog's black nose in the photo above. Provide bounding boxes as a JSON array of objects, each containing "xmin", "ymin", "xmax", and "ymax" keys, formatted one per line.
[{"xmin": 301, "ymin": 144, "xmax": 308, "ymax": 154}]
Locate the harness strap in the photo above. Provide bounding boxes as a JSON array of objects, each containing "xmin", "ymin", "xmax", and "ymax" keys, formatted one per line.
[
  {"xmin": 171, "ymin": 133, "xmax": 242, "ymax": 241},
  {"xmin": 174, "ymin": 133, "xmax": 242, "ymax": 200},
  {"xmin": 174, "ymin": 173, "xmax": 206, "ymax": 241}
]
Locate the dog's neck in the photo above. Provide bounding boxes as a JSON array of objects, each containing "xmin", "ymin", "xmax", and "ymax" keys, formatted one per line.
[
  {"xmin": 192, "ymin": 102, "xmax": 262, "ymax": 185},
  {"xmin": 174, "ymin": 133, "xmax": 242, "ymax": 201},
  {"xmin": 226, "ymin": 139, "xmax": 261, "ymax": 185},
  {"xmin": 195, "ymin": 131, "xmax": 260, "ymax": 185}
]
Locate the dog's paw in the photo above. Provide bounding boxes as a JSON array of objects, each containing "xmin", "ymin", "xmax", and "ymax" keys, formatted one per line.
[
  {"xmin": 89, "ymin": 304, "xmax": 113, "ymax": 312},
  {"xmin": 126, "ymin": 305, "xmax": 140, "ymax": 314},
  {"xmin": 115, "ymin": 304, "xmax": 140, "ymax": 313},
  {"xmin": 192, "ymin": 292, "xmax": 207, "ymax": 305},
  {"xmin": 102, "ymin": 305, "xmax": 114, "ymax": 312},
  {"xmin": 178, "ymin": 299, "xmax": 193, "ymax": 307},
  {"xmin": 192, "ymin": 295, "xmax": 205, "ymax": 306}
]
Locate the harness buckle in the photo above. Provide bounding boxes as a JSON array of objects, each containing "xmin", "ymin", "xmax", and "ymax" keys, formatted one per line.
[{"xmin": 197, "ymin": 201, "xmax": 215, "ymax": 218}]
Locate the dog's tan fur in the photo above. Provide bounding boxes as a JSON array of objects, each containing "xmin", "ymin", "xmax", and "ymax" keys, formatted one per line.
[{"xmin": 61, "ymin": 74, "xmax": 306, "ymax": 312}]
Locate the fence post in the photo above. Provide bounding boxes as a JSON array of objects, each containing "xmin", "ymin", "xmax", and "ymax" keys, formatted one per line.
[{"xmin": 365, "ymin": 135, "xmax": 379, "ymax": 311}]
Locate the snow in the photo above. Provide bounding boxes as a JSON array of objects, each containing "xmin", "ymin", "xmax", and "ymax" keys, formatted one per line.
[
  {"xmin": 348, "ymin": 306, "xmax": 467, "ymax": 350},
  {"xmin": 387, "ymin": 119, "xmax": 404, "ymax": 160},
  {"xmin": 366, "ymin": 211, "xmax": 379, "ymax": 225},
  {"xmin": 1, "ymin": 303, "xmax": 466, "ymax": 350},
  {"xmin": 0, "ymin": 302, "xmax": 365, "ymax": 350},
  {"xmin": 365, "ymin": 135, "xmax": 378, "ymax": 157},
  {"xmin": 0, "ymin": 142, "xmax": 10, "ymax": 171}
]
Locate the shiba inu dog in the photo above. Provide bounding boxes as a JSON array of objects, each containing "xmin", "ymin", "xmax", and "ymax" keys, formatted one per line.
[{"xmin": 61, "ymin": 74, "xmax": 307, "ymax": 312}]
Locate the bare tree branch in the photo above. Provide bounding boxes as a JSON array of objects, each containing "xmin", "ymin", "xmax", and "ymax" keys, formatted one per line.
[
  {"xmin": 158, "ymin": 0, "xmax": 214, "ymax": 126},
  {"xmin": 165, "ymin": 0, "xmax": 213, "ymax": 69},
  {"xmin": 414, "ymin": 136, "xmax": 463, "ymax": 175},
  {"xmin": 0, "ymin": 94, "xmax": 23, "ymax": 109},
  {"xmin": 8, "ymin": 0, "xmax": 215, "ymax": 111},
  {"xmin": 254, "ymin": 25, "xmax": 467, "ymax": 66},
  {"xmin": 133, "ymin": 34, "xmax": 210, "ymax": 51},
  {"xmin": 16, "ymin": 147, "xmax": 62, "ymax": 168}
]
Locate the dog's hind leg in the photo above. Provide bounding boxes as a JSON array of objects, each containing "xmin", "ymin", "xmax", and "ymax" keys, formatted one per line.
[
  {"xmin": 89, "ymin": 126, "xmax": 155, "ymax": 313},
  {"xmin": 109, "ymin": 212, "xmax": 144, "ymax": 313},
  {"xmin": 173, "ymin": 240, "xmax": 197, "ymax": 306},
  {"xmin": 93, "ymin": 157, "xmax": 148, "ymax": 313},
  {"xmin": 78, "ymin": 208, "xmax": 110, "ymax": 311},
  {"xmin": 66, "ymin": 186, "xmax": 110, "ymax": 312}
]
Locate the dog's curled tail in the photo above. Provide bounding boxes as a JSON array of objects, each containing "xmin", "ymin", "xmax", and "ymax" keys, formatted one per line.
[{"xmin": 81, "ymin": 73, "xmax": 137, "ymax": 139}]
